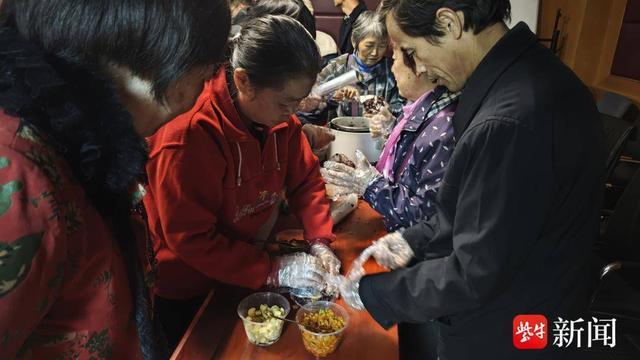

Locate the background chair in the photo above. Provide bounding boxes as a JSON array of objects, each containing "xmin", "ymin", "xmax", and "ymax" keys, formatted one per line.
[{"xmin": 588, "ymin": 167, "xmax": 640, "ymax": 358}]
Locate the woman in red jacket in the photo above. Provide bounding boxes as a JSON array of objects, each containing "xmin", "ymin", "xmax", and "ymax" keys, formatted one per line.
[{"xmin": 144, "ymin": 15, "xmax": 339, "ymax": 347}]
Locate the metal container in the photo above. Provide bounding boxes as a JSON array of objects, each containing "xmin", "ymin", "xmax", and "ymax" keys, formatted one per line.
[{"xmin": 328, "ymin": 117, "xmax": 382, "ymax": 163}]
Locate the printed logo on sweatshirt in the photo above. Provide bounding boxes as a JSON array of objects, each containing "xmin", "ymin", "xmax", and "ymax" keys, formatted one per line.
[{"xmin": 233, "ymin": 190, "xmax": 280, "ymax": 223}]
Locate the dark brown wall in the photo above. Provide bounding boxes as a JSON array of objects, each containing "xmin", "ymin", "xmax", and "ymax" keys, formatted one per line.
[{"xmin": 611, "ymin": 0, "xmax": 640, "ymax": 81}]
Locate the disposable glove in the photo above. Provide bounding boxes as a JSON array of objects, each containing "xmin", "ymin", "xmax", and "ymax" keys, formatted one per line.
[
  {"xmin": 320, "ymin": 150, "xmax": 381, "ymax": 197},
  {"xmin": 266, "ymin": 253, "xmax": 325, "ymax": 292},
  {"xmin": 328, "ymin": 275, "xmax": 365, "ymax": 310},
  {"xmin": 346, "ymin": 231, "xmax": 414, "ymax": 283},
  {"xmin": 366, "ymin": 106, "xmax": 394, "ymax": 139},
  {"xmin": 309, "ymin": 242, "xmax": 341, "ymax": 276},
  {"xmin": 369, "ymin": 231, "xmax": 415, "ymax": 270},
  {"xmin": 309, "ymin": 242, "xmax": 341, "ymax": 296}
]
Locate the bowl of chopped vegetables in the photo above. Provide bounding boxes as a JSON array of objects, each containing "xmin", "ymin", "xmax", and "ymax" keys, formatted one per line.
[
  {"xmin": 237, "ymin": 292, "xmax": 290, "ymax": 346},
  {"xmin": 296, "ymin": 301, "xmax": 349, "ymax": 357}
]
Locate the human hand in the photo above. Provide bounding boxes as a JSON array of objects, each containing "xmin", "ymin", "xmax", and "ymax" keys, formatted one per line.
[
  {"xmin": 309, "ymin": 242, "xmax": 341, "ymax": 295},
  {"xmin": 266, "ymin": 253, "xmax": 325, "ymax": 292},
  {"xmin": 331, "ymin": 275, "xmax": 365, "ymax": 310},
  {"xmin": 332, "ymin": 86, "xmax": 359, "ymax": 102},
  {"xmin": 367, "ymin": 106, "xmax": 394, "ymax": 139},
  {"xmin": 302, "ymin": 124, "xmax": 335, "ymax": 152},
  {"xmin": 369, "ymin": 231, "xmax": 414, "ymax": 270},
  {"xmin": 298, "ymin": 94, "xmax": 326, "ymax": 112},
  {"xmin": 320, "ymin": 150, "xmax": 380, "ymax": 197}
]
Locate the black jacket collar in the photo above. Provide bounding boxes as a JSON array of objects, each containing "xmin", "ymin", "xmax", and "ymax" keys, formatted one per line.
[
  {"xmin": 338, "ymin": 2, "xmax": 368, "ymax": 52},
  {"xmin": 452, "ymin": 22, "xmax": 538, "ymax": 139}
]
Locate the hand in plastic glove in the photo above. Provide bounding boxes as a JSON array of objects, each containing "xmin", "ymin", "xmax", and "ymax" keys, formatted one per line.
[
  {"xmin": 320, "ymin": 150, "xmax": 381, "ymax": 197},
  {"xmin": 302, "ymin": 124, "xmax": 335, "ymax": 153},
  {"xmin": 298, "ymin": 94, "xmax": 326, "ymax": 112},
  {"xmin": 370, "ymin": 231, "xmax": 415, "ymax": 269},
  {"xmin": 309, "ymin": 242, "xmax": 341, "ymax": 296},
  {"xmin": 332, "ymin": 86, "xmax": 359, "ymax": 102},
  {"xmin": 309, "ymin": 242, "xmax": 341, "ymax": 275},
  {"xmin": 266, "ymin": 253, "xmax": 325, "ymax": 292},
  {"xmin": 367, "ymin": 107, "xmax": 395, "ymax": 139},
  {"xmin": 330, "ymin": 275, "xmax": 365, "ymax": 310}
]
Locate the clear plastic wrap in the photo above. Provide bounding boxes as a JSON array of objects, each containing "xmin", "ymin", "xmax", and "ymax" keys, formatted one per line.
[
  {"xmin": 311, "ymin": 69, "xmax": 364, "ymax": 97},
  {"xmin": 321, "ymin": 150, "xmax": 381, "ymax": 197},
  {"xmin": 266, "ymin": 253, "xmax": 325, "ymax": 292}
]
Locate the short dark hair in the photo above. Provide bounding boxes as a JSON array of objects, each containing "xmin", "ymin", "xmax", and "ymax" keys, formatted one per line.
[
  {"xmin": 379, "ymin": 0, "xmax": 511, "ymax": 41},
  {"xmin": 235, "ymin": 0, "xmax": 316, "ymax": 39},
  {"xmin": 351, "ymin": 10, "xmax": 387, "ymax": 47},
  {"xmin": 1, "ymin": 0, "xmax": 231, "ymax": 100},
  {"xmin": 231, "ymin": 14, "xmax": 320, "ymax": 89}
]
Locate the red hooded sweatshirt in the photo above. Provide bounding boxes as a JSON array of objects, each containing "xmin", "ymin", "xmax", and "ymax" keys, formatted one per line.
[{"xmin": 144, "ymin": 68, "xmax": 334, "ymax": 300}]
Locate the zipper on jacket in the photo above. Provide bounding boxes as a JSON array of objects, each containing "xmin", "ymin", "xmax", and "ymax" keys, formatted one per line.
[
  {"xmin": 273, "ymin": 133, "xmax": 280, "ymax": 171},
  {"xmin": 235, "ymin": 142, "xmax": 242, "ymax": 186}
]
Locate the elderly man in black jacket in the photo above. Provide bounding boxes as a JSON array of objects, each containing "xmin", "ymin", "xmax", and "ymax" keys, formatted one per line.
[{"xmin": 336, "ymin": 1, "xmax": 605, "ymax": 359}]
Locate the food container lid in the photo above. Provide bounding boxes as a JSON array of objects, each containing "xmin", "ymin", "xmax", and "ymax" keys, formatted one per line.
[{"xmin": 330, "ymin": 117, "xmax": 370, "ymax": 133}]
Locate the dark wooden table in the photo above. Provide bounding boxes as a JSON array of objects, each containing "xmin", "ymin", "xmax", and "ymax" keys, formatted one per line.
[{"xmin": 171, "ymin": 201, "xmax": 398, "ymax": 360}]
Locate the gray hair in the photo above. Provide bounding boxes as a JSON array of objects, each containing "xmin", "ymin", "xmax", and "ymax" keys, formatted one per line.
[{"xmin": 351, "ymin": 10, "xmax": 388, "ymax": 48}]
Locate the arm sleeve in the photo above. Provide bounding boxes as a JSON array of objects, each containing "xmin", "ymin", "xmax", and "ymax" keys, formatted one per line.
[
  {"xmin": 285, "ymin": 120, "xmax": 334, "ymax": 241},
  {"xmin": 145, "ymin": 127, "xmax": 271, "ymax": 289},
  {"xmin": 0, "ymin": 147, "xmax": 67, "ymax": 357},
  {"xmin": 363, "ymin": 127, "xmax": 454, "ymax": 231},
  {"xmin": 358, "ymin": 118, "xmax": 553, "ymax": 328}
]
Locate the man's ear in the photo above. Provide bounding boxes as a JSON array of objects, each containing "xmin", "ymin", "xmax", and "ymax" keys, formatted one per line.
[
  {"xmin": 435, "ymin": 8, "xmax": 464, "ymax": 40},
  {"xmin": 233, "ymin": 68, "xmax": 256, "ymax": 99}
]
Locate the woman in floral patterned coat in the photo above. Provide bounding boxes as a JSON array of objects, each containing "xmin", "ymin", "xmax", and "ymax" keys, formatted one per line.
[
  {"xmin": 0, "ymin": 0, "xmax": 230, "ymax": 358},
  {"xmin": 322, "ymin": 42, "xmax": 459, "ymax": 232}
]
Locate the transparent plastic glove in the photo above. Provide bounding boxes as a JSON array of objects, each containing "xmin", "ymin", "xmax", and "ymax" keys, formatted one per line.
[
  {"xmin": 370, "ymin": 231, "xmax": 415, "ymax": 270},
  {"xmin": 309, "ymin": 243, "xmax": 341, "ymax": 276},
  {"xmin": 346, "ymin": 244, "xmax": 377, "ymax": 281},
  {"xmin": 331, "ymin": 275, "xmax": 365, "ymax": 310},
  {"xmin": 320, "ymin": 150, "xmax": 381, "ymax": 196},
  {"xmin": 367, "ymin": 107, "xmax": 394, "ymax": 139},
  {"xmin": 309, "ymin": 242, "xmax": 341, "ymax": 296},
  {"xmin": 302, "ymin": 124, "xmax": 335, "ymax": 153},
  {"xmin": 266, "ymin": 253, "xmax": 325, "ymax": 292}
]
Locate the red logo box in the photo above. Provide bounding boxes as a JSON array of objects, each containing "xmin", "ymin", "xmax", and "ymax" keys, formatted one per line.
[{"xmin": 513, "ymin": 314, "xmax": 548, "ymax": 349}]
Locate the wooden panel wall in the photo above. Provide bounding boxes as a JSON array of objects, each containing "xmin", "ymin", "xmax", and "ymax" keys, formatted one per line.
[
  {"xmin": 611, "ymin": 0, "xmax": 640, "ymax": 80},
  {"xmin": 538, "ymin": 0, "xmax": 640, "ymax": 104}
]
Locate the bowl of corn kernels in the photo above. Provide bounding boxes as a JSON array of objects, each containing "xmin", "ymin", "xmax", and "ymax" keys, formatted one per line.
[
  {"xmin": 237, "ymin": 292, "xmax": 290, "ymax": 346},
  {"xmin": 295, "ymin": 301, "xmax": 349, "ymax": 357}
]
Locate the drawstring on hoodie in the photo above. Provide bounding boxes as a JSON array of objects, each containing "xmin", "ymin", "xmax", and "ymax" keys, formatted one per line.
[
  {"xmin": 235, "ymin": 135, "xmax": 280, "ymax": 187},
  {"xmin": 273, "ymin": 134, "xmax": 281, "ymax": 171},
  {"xmin": 235, "ymin": 142, "xmax": 243, "ymax": 186}
]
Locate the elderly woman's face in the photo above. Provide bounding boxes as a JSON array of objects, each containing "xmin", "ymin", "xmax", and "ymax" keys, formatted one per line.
[
  {"xmin": 386, "ymin": 13, "xmax": 467, "ymax": 92},
  {"xmin": 356, "ymin": 36, "xmax": 388, "ymax": 67},
  {"xmin": 391, "ymin": 45, "xmax": 436, "ymax": 102}
]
